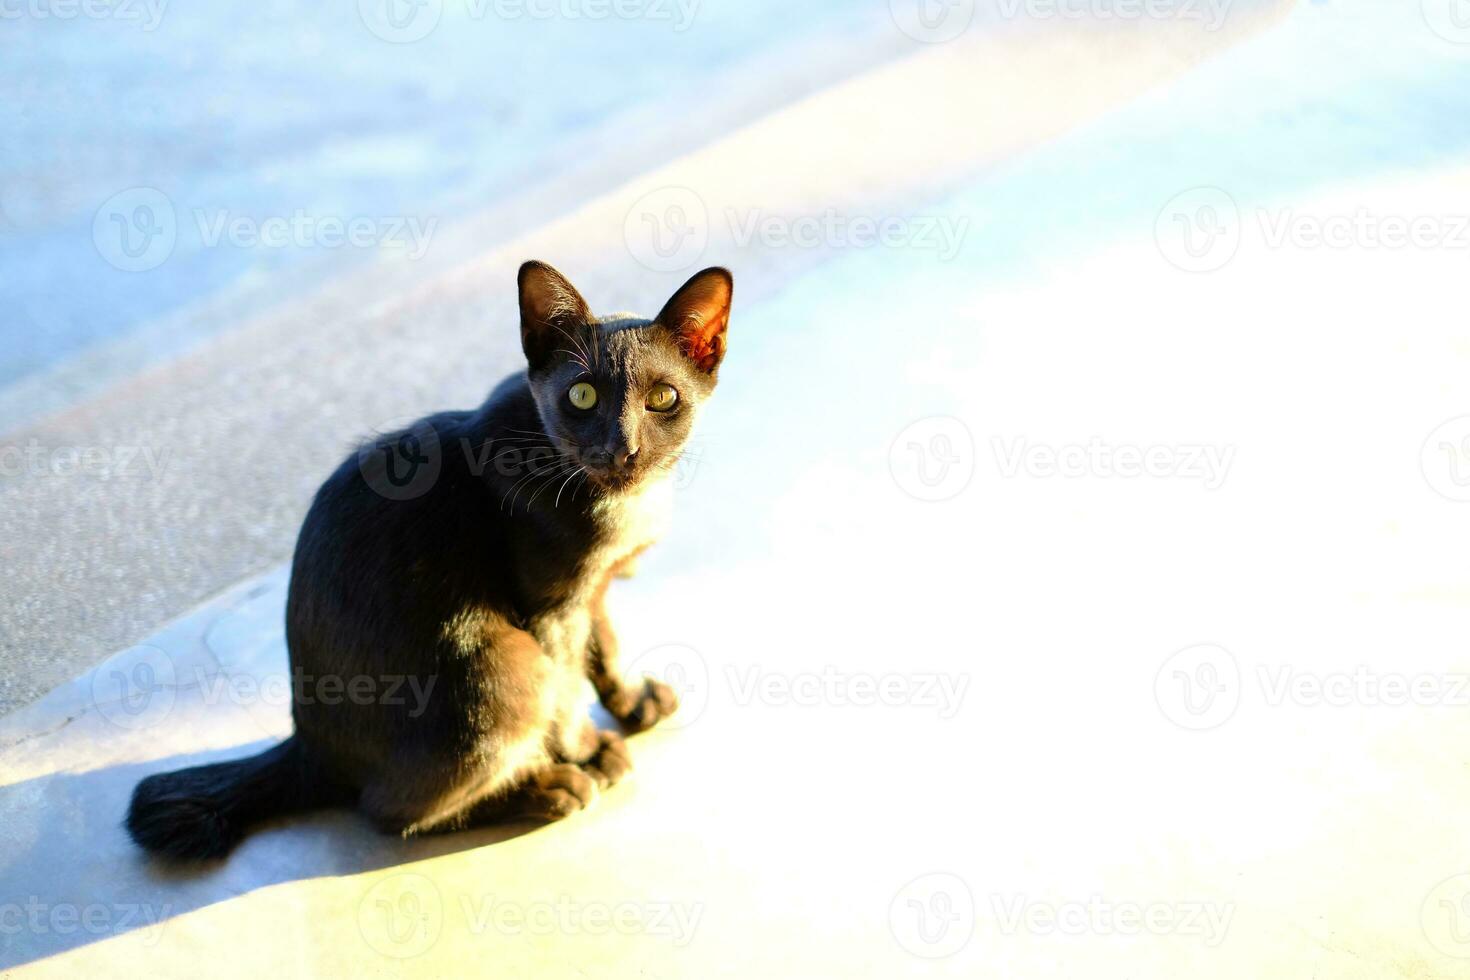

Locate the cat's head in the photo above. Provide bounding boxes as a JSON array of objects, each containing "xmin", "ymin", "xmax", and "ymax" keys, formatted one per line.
[{"xmin": 518, "ymin": 261, "xmax": 733, "ymax": 494}]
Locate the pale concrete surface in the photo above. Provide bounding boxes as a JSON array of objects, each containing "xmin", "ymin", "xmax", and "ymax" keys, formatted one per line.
[
  {"xmin": 0, "ymin": 0, "xmax": 891, "ymax": 405},
  {"xmin": 11, "ymin": 3, "xmax": 1470, "ymax": 978},
  {"xmin": 0, "ymin": 2, "xmax": 1287, "ymax": 715},
  {"xmin": 4, "ymin": 149, "xmax": 1470, "ymax": 976},
  {"xmin": 0, "ymin": 11, "xmax": 915, "ymax": 716}
]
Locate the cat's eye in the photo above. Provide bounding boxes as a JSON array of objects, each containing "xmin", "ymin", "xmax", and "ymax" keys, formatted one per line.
[
  {"xmin": 645, "ymin": 383, "xmax": 679, "ymax": 413},
  {"xmin": 567, "ymin": 382, "xmax": 598, "ymax": 410}
]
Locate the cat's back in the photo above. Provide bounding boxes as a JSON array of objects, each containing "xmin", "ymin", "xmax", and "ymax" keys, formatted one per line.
[{"xmin": 302, "ymin": 375, "xmax": 532, "ymax": 533}]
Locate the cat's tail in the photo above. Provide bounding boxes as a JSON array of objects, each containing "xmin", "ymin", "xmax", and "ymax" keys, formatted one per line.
[{"xmin": 126, "ymin": 736, "xmax": 352, "ymax": 861}]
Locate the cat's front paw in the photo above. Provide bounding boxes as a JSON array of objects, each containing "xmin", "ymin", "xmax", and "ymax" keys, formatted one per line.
[
  {"xmin": 608, "ymin": 677, "xmax": 679, "ymax": 733},
  {"xmin": 583, "ymin": 730, "xmax": 633, "ymax": 788}
]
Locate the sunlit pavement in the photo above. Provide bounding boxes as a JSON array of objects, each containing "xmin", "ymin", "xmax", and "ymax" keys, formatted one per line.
[
  {"xmin": 0, "ymin": 0, "xmax": 912, "ymax": 715},
  {"xmin": 7, "ymin": 1, "xmax": 1470, "ymax": 975},
  {"xmin": 0, "ymin": 0, "xmax": 1280, "ymax": 714}
]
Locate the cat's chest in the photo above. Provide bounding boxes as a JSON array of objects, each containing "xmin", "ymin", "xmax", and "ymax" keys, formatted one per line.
[
  {"xmin": 530, "ymin": 477, "xmax": 673, "ymax": 658},
  {"xmin": 586, "ymin": 475, "xmax": 673, "ymax": 575}
]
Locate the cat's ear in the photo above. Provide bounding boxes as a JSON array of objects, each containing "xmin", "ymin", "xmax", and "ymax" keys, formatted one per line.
[
  {"xmin": 518, "ymin": 260, "xmax": 593, "ymax": 370},
  {"xmin": 655, "ymin": 267, "xmax": 733, "ymax": 374}
]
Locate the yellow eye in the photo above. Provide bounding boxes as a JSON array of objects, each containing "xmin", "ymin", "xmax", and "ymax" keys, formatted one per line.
[
  {"xmin": 646, "ymin": 383, "xmax": 679, "ymax": 413},
  {"xmin": 568, "ymin": 382, "xmax": 598, "ymax": 410}
]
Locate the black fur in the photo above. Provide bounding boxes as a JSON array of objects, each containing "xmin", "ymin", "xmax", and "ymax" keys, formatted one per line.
[
  {"xmin": 125, "ymin": 262, "xmax": 733, "ymax": 860},
  {"xmin": 126, "ymin": 737, "xmax": 351, "ymax": 861}
]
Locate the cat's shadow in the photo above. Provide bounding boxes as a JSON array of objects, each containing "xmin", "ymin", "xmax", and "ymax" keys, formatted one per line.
[{"xmin": 0, "ymin": 730, "xmax": 613, "ymax": 970}]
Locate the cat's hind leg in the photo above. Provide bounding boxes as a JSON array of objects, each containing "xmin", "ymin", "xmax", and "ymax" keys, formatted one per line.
[
  {"xmin": 358, "ymin": 616, "xmax": 561, "ymax": 835},
  {"xmin": 362, "ymin": 720, "xmax": 634, "ymax": 833},
  {"xmin": 457, "ymin": 731, "xmax": 631, "ymax": 825},
  {"xmin": 358, "ymin": 737, "xmax": 550, "ymax": 836},
  {"xmin": 459, "ymin": 718, "xmax": 633, "ymax": 825},
  {"xmin": 425, "ymin": 724, "xmax": 634, "ymax": 829}
]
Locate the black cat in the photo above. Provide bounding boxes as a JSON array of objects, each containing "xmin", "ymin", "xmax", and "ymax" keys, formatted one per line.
[{"xmin": 127, "ymin": 261, "xmax": 733, "ymax": 860}]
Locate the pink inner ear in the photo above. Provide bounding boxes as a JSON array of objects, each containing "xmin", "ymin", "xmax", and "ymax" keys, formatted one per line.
[
  {"xmin": 678, "ymin": 310, "xmax": 728, "ymax": 373},
  {"xmin": 663, "ymin": 272, "xmax": 731, "ymax": 373}
]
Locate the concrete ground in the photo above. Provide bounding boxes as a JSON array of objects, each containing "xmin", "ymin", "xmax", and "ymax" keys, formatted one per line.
[
  {"xmin": 0, "ymin": 0, "xmax": 918, "ymax": 715},
  {"xmin": 0, "ymin": 0, "xmax": 1288, "ymax": 715},
  {"xmin": 7, "ymin": 1, "xmax": 1470, "ymax": 976}
]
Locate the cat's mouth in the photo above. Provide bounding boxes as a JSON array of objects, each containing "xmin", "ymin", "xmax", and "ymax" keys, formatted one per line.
[
  {"xmin": 576, "ymin": 448, "xmax": 651, "ymax": 494},
  {"xmin": 582, "ymin": 464, "xmax": 641, "ymax": 494}
]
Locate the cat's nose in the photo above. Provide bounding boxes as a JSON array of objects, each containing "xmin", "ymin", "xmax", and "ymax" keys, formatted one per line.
[{"xmin": 585, "ymin": 446, "xmax": 637, "ymax": 472}]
